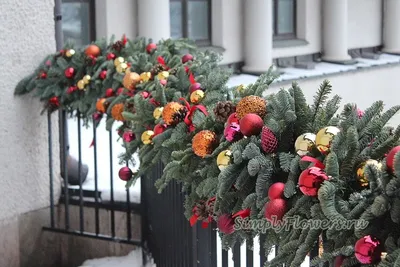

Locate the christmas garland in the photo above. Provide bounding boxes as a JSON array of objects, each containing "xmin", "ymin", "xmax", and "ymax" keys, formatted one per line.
[{"xmin": 15, "ymin": 35, "xmax": 400, "ymax": 266}]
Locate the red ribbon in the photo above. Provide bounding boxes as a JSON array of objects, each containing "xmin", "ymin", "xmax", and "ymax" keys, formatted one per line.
[
  {"xmin": 301, "ymin": 156, "xmax": 325, "ymax": 169},
  {"xmin": 179, "ymin": 98, "xmax": 208, "ymax": 132},
  {"xmin": 122, "ymin": 34, "xmax": 127, "ymax": 45},
  {"xmin": 189, "ymin": 72, "xmax": 196, "ymax": 85},
  {"xmin": 157, "ymin": 56, "xmax": 170, "ymax": 70},
  {"xmin": 232, "ymin": 208, "xmax": 251, "ymax": 219}
]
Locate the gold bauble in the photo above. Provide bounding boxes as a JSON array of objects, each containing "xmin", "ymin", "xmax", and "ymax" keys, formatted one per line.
[
  {"xmin": 140, "ymin": 72, "xmax": 152, "ymax": 82},
  {"xmin": 295, "ymin": 133, "xmax": 316, "ymax": 156},
  {"xmin": 190, "ymin": 90, "xmax": 205, "ymax": 104},
  {"xmin": 122, "ymin": 72, "xmax": 140, "ymax": 90},
  {"xmin": 77, "ymin": 80, "xmax": 85, "ymax": 90},
  {"xmin": 315, "ymin": 126, "xmax": 340, "ymax": 153},
  {"xmin": 141, "ymin": 130, "xmax": 155, "ymax": 145},
  {"xmin": 157, "ymin": 71, "xmax": 169, "ymax": 80},
  {"xmin": 82, "ymin": 75, "xmax": 91, "ymax": 85},
  {"xmin": 153, "ymin": 107, "xmax": 164, "ymax": 120},
  {"xmin": 116, "ymin": 62, "xmax": 128, "ymax": 73},
  {"xmin": 356, "ymin": 159, "xmax": 381, "ymax": 187},
  {"xmin": 192, "ymin": 130, "xmax": 218, "ymax": 158},
  {"xmin": 114, "ymin": 57, "xmax": 125, "ymax": 66},
  {"xmin": 65, "ymin": 49, "xmax": 75, "ymax": 57},
  {"xmin": 236, "ymin": 95, "xmax": 267, "ymax": 119},
  {"xmin": 217, "ymin": 150, "xmax": 232, "ymax": 171}
]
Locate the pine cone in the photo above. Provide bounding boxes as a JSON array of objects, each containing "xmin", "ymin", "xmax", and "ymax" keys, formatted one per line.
[
  {"xmin": 213, "ymin": 101, "xmax": 236, "ymax": 122},
  {"xmin": 112, "ymin": 40, "xmax": 124, "ymax": 52},
  {"xmin": 150, "ymin": 64, "xmax": 165, "ymax": 75},
  {"xmin": 193, "ymin": 200, "xmax": 208, "ymax": 221}
]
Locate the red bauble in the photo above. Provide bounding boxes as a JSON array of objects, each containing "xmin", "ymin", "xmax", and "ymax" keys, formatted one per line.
[
  {"xmin": 64, "ymin": 67, "xmax": 75, "ymax": 78},
  {"xmin": 264, "ymin": 199, "xmax": 287, "ymax": 225},
  {"xmin": 298, "ymin": 167, "xmax": 329, "ymax": 196},
  {"xmin": 261, "ymin": 126, "xmax": 278, "ymax": 153},
  {"xmin": 105, "ymin": 88, "xmax": 114, "ymax": 97},
  {"xmin": 85, "ymin": 44, "xmax": 101, "ymax": 57},
  {"xmin": 239, "ymin": 113, "xmax": 263, "ymax": 136},
  {"xmin": 154, "ymin": 124, "xmax": 167, "ymax": 136},
  {"xmin": 67, "ymin": 86, "xmax": 78, "ymax": 94},
  {"xmin": 386, "ymin": 146, "xmax": 400, "ymax": 173},
  {"xmin": 49, "ymin": 96, "xmax": 60, "ymax": 107},
  {"xmin": 160, "ymin": 79, "xmax": 167, "ymax": 86},
  {"xmin": 99, "ymin": 70, "xmax": 107, "ymax": 80},
  {"xmin": 122, "ymin": 131, "xmax": 135, "ymax": 143},
  {"xmin": 227, "ymin": 112, "xmax": 239, "ymax": 125},
  {"xmin": 355, "ymin": 235, "xmax": 382, "ymax": 264},
  {"xmin": 190, "ymin": 83, "xmax": 203, "ymax": 93},
  {"xmin": 118, "ymin": 166, "xmax": 133, "ymax": 181},
  {"xmin": 182, "ymin": 54, "xmax": 194, "ymax": 63},
  {"xmin": 146, "ymin": 43, "xmax": 157, "ymax": 54},
  {"xmin": 117, "ymin": 87, "xmax": 125, "ymax": 95},
  {"xmin": 40, "ymin": 72, "xmax": 47, "ymax": 79},
  {"xmin": 106, "ymin": 53, "xmax": 116, "ymax": 60},
  {"xmin": 217, "ymin": 214, "xmax": 235, "ymax": 234},
  {"xmin": 141, "ymin": 91, "xmax": 150, "ymax": 99},
  {"xmin": 268, "ymin": 182, "xmax": 285, "ymax": 200},
  {"xmin": 224, "ymin": 122, "xmax": 243, "ymax": 142}
]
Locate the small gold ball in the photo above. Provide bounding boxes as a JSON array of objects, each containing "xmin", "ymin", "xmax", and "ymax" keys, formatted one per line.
[
  {"xmin": 82, "ymin": 75, "xmax": 91, "ymax": 84},
  {"xmin": 315, "ymin": 126, "xmax": 340, "ymax": 153},
  {"xmin": 190, "ymin": 90, "xmax": 205, "ymax": 104},
  {"xmin": 153, "ymin": 107, "xmax": 164, "ymax": 120},
  {"xmin": 140, "ymin": 72, "xmax": 152, "ymax": 82},
  {"xmin": 66, "ymin": 49, "xmax": 75, "ymax": 57},
  {"xmin": 77, "ymin": 80, "xmax": 85, "ymax": 90},
  {"xmin": 157, "ymin": 71, "xmax": 169, "ymax": 80},
  {"xmin": 356, "ymin": 159, "xmax": 382, "ymax": 187},
  {"xmin": 295, "ymin": 133, "xmax": 316, "ymax": 156},
  {"xmin": 116, "ymin": 63, "xmax": 128, "ymax": 73},
  {"xmin": 217, "ymin": 150, "xmax": 232, "ymax": 171},
  {"xmin": 141, "ymin": 130, "xmax": 155, "ymax": 145},
  {"xmin": 114, "ymin": 57, "xmax": 125, "ymax": 67},
  {"xmin": 237, "ymin": 84, "xmax": 246, "ymax": 92}
]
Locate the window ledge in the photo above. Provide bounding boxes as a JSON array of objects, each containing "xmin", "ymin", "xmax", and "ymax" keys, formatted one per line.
[
  {"xmin": 273, "ymin": 39, "xmax": 309, "ymax": 49},
  {"xmin": 198, "ymin": 45, "xmax": 226, "ymax": 54}
]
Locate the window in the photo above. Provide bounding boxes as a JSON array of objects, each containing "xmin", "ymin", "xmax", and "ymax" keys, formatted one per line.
[
  {"xmin": 62, "ymin": 0, "xmax": 96, "ymax": 46},
  {"xmin": 170, "ymin": 0, "xmax": 211, "ymax": 46},
  {"xmin": 273, "ymin": 0, "xmax": 296, "ymax": 40}
]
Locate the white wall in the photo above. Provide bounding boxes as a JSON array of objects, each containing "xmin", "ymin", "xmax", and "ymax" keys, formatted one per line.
[{"xmin": 0, "ymin": 0, "xmax": 60, "ymax": 221}]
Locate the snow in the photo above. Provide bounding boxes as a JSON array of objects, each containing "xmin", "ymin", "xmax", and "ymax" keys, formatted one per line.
[{"xmin": 80, "ymin": 249, "xmax": 155, "ymax": 267}]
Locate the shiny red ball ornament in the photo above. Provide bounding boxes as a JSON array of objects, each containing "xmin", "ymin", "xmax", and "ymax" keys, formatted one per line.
[
  {"xmin": 268, "ymin": 182, "xmax": 285, "ymax": 200},
  {"xmin": 224, "ymin": 122, "xmax": 243, "ymax": 142},
  {"xmin": 154, "ymin": 124, "xmax": 167, "ymax": 137},
  {"xmin": 160, "ymin": 79, "xmax": 167, "ymax": 86},
  {"xmin": 99, "ymin": 70, "xmax": 107, "ymax": 80},
  {"xmin": 355, "ymin": 235, "xmax": 382, "ymax": 264},
  {"xmin": 189, "ymin": 82, "xmax": 203, "ymax": 93},
  {"xmin": 264, "ymin": 199, "xmax": 287, "ymax": 225},
  {"xmin": 298, "ymin": 167, "xmax": 329, "ymax": 196},
  {"xmin": 141, "ymin": 91, "xmax": 150, "ymax": 99},
  {"xmin": 239, "ymin": 113, "xmax": 263, "ymax": 136},
  {"xmin": 49, "ymin": 96, "xmax": 60, "ymax": 107},
  {"xmin": 122, "ymin": 131, "xmax": 135, "ymax": 143},
  {"xmin": 217, "ymin": 214, "xmax": 235, "ymax": 234},
  {"xmin": 64, "ymin": 67, "xmax": 75, "ymax": 78},
  {"xmin": 105, "ymin": 88, "xmax": 114, "ymax": 97},
  {"xmin": 40, "ymin": 72, "xmax": 47, "ymax": 79},
  {"xmin": 227, "ymin": 112, "xmax": 239, "ymax": 125},
  {"xmin": 261, "ymin": 126, "xmax": 278, "ymax": 153},
  {"xmin": 117, "ymin": 87, "xmax": 125, "ymax": 95},
  {"xmin": 146, "ymin": 43, "xmax": 157, "ymax": 54},
  {"xmin": 66, "ymin": 86, "xmax": 78, "ymax": 94},
  {"xmin": 118, "ymin": 167, "xmax": 133, "ymax": 181},
  {"xmin": 106, "ymin": 53, "xmax": 116, "ymax": 60},
  {"xmin": 386, "ymin": 145, "xmax": 400, "ymax": 173},
  {"xmin": 182, "ymin": 54, "xmax": 194, "ymax": 63}
]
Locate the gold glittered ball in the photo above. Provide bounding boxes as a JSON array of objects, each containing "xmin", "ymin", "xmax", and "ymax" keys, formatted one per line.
[
  {"xmin": 190, "ymin": 90, "xmax": 205, "ymax": 104},
  {"xmin": 162, "ymin": 102, "xmax": 187, "ymax": 126},
  {"xmin": 122, "ymin": 72, "xmax": 140, "ymax": 90},
  {"xmin": 82, "ymin": 75, "xmax": 91, "ymax": 85},
  {"xmin": 356, "ymin": 159, "xmax": 381, "ymax": 187},
  {"xmin": 116, "ymin": 62, "xmax": 128, "ymax": 73},
  {"xmin": 111, "ymin": 103, "xmax": 125, "ymax": 121},
  {"xmin": 114, "ymin": 57, "xmax": 125, "ymax": 67},
  {"xmin": 77, "ymin": 80, "xmax": 85, "ymax": 90},
  {"xmin": 157, "ymin": 71, "xmax": 169, "ymax": 80},
  {"xmin": 153, "ymin": 107, "xmax": 164, "ymax": 120},
  {"xmin": 236, "ymin": 95, "xmax": 266, "ymax": 119},
  {"xmin": 140, "ymin": 72, "xmax": 152, "ymax": 82},
  {"xmin": 217, "ymin": 150, "xmax": 232, "ymax": 171},
  {"xmin": 65, "ymin": 49, "xmax": 75, "ymax": 57},
  {"xmin": 192, "ymin": 130, "xmax": 218, "ymax": 158},
  {"xmin": 141, "ymin": 130, "xmax": 155, "ymax": 145},
  {"xmin": 315, "ymin": 126, "xmax": 340, "ymax": 153},
  {"xmin": 295, "ymin": 133, "xmax": 316, "ymax": 156}
]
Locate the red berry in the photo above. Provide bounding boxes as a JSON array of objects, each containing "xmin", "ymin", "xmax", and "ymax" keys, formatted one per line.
[
  {"xmin": 146, "ymin": 43, "xmax": 157, "ymax": 54},
  {"xmin": 99, "ymin": 70, "xmax": 107, "ymax": 80},
  {"xmin": 64, "ymin": 67, "xmax": 75, "ymax": 78},
  {"xmin": 154, "ymin": 124, "xmax": 167, "ymax": 136},
  {"xmin": 105, "ymin": 88, "xmax": 114, "ymax": 97},
  {"xmin": 117, "ymin": 87, "xmax": 124, "ymax": 95},
  {"xmin": 182, "ymin": 54, "xmax": 194, "ymax": 63},
  {"xmin": 106, "ymin": 53, "xmax": 116, "ymax": 60},
  {"xmin": 160, "ymin": 79, "xmax": 167, "ymax": 86}
]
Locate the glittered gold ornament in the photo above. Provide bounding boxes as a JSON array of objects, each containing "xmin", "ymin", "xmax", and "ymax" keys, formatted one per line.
[
  {"xmin": 295, "ymin": 133, "xmax": 316, "ymax": 156},
  {"xmin": 162, "ymin": 102, "xmax": 187, "ymax": 125},
  {"xmin": 217, "ymin": 150, "xmax": 232, "ymax": 171},
  {"xmin": 356, "ymin": 159, "xmax": 381, "ymax": 187},
  {"xmin": 236, "ymin": 95, "xmax": 266, "ymax": 119},
  {"xmin": 65, "ymin": 49, "xmax": 75, "ymax": 57},
  {"xmin": 77, "ymin": 80, "xmax": 85, "ymax": 90},
  {"xmin": 116, "ymin": 62, "xmax": 128, "ymax": 73},
  {"xmin": 190, "ymin": 90, "xmax": 205, "ymax": 104},
  {"xmin": 192, "ymin": 130, "xmax": 218, "ymax": 158},
  {"xmin": 141, "ymin": 130, "xmax": 155, "ymax": 145},
  {"xmin": 140, "ymin": 72, "xmax": 152, "ymax": 82},
  {"xmin": 153, "ymin": 107, "xmax": 164, "ymax": 120},
  {"xmin": 157, "ymin": 71, "xmax": 169, "ymax": 80},
  {"xmin": 111, "ymin": 103, "xmax": 125, "ymax": 121},
  {"xmin": 114, "ymin": 57, "xmax": 125, "ymax": 66},
  {"xmin": 316, "ymin": 126, "xmax": 340, "ymax": 153},
  {"xmin": 96, "ymin": 98, "xmax": 107, "ymax": 113},
  {"xmin": 82, "ymin": 75, "xmax": 91, "ymax": 85},
  {"xmin": 122, "ymin": 71, "xmax": 140, "ymax": 90}
]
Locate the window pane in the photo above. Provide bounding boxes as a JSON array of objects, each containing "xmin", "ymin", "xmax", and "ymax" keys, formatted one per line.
[
  {"xmin": 277, "ymin": 0, "xmax": 295, "ymax": 35},
  {"xmin": 62, "ymin": 2, "xmax": 91, "ymax": 47},
  {"xmin": 187, "ymin": 1, "xmax": 209, "ymax": 41},
  {"xmin": 170, "ymin": 2, "xmax": 183, "ymax": 39}
]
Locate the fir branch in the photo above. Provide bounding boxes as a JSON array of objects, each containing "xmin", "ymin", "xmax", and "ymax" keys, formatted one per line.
[{"xmin": 311, "ymin": 80, "xmax": 332, "ymax": 130}]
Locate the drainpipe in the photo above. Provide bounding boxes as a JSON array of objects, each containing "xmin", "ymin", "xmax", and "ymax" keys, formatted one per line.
[{"xmin": 54, "ymin": 0, "xmax": 88, "ymax": 185}]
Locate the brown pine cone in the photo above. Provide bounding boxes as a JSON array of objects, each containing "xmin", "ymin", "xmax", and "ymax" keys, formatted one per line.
[
  {"xmin": 193, "ymin": 200, "xmax": 208, "ymax": 221},
  {"xmin": 150, "ymin": 64, "xmax": 165, "ymax": 75},
  {"xmin": 213, "ymin": 101, "xmax": 236, "ymax": 122},
  {"xmin": 112, "ymin": 40, "xmax": 124, "ymax": 52}
]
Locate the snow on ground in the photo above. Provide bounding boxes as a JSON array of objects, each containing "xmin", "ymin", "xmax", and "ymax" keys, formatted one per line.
[{"xmin": 80, "ymin": 249, "xmax": 155, "ymax": 267}]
